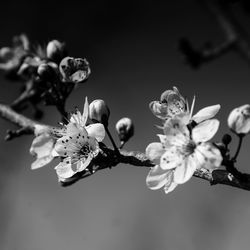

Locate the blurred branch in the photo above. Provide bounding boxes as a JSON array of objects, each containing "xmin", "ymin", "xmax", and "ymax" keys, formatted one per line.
[
  {"xmin": 179, "ymin": 0, "xmax": 250, "ymax": 68},
  {"xmin": 1, "ymin": 102, "xmax": 250, "ymax": 190}
]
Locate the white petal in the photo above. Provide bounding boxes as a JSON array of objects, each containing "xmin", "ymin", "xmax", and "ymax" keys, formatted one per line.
[
  {"xmin": 86, "ymin": 123, "xmax": 105, "ymax": 142},
  {"xmin": 164, "ymin": 173, "xmax": 178, "ymax": 194},
  {"xmin": 75, "ymin": 155, "xmax": 93, "ymax": 172},
  {"xmin": 160, "ymin": 147, "xmax": 183, "ymax": 170},
  {"xmin": 149, "ymin": 101, "xmax": 170, "ymax": 120},
  {"xmin": 195, "ymin": 143, "xmax": 223, "ymax": 170},
  {"xmin": 163, "ymin": 116, "xmax": 190, "ymax": 147},
  {"xmin": 54, "ymin": 131, "xmax": 88, "ymax": 157},
  {"xmin": 145, "ymin": 142, "xmax": 165, "ymax": 165},
  {"xmin": 192, "ymin": 105, "xmax": 220, "ymax": 123},
  {"xmin": 70, "ymin": 110, "xmax": 82, "ymax": 125},
  {"xmin": 82, "ymin": 96, "xmax": 89, "ymax": 126},
  {"xmin": 174, "ymin": 157, "xmax": 196, "ymax": 184},
  {"xmin": 55, "ymin": 158, "xmax": 75, "ymax": 179},
  {"xmin": 31, "ymin": 155, "xmax": 54, "ymax": 170},
  {"xmin": 30, "ymin": 133, "xmax": 54, "ymax": 160},
  {"xmin": 146, "ymin": 165, "xmax": 170, "ymax": 190},
  {"xmin": 192, "ymin": 119, "xmax": 219, "ymax": 143}
]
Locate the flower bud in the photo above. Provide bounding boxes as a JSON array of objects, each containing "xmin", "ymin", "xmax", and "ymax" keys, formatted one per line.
[
  {"xmin": 46, "ymin": 40, "xmax": 66, "ymax": 63},
  {"xmin": 37, "ymin": 63, "xmax": 57, "ymax": 80},
  {"xmin": 115, "ymin": 117, "xmax": 134, "ymax": 143},
  {"xmin": 89, "ymin": 99, "xmax": 110, "ymax": 126},
  {"xmin": 228, "ymin": 104, "xmax": 250, "ymax": 135},
  {"xmin": 59, "ymin": 56, "xmax": 91, "ymax": 83}
]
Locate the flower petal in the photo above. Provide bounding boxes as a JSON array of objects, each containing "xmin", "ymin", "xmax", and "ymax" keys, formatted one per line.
[
  {"xmin": 82, "ymin": 96, "xmax": 89, "ymax": 126},
  {"xmin": 30, "ymin": 133, "xmax": 55, "ymax": 169},
  {"xmin": 192, "ymin": 105, "xmax": 220, "ymax": 123},
  {"xmin": 160, "ymin": 147, "xmax": 184, "ymax": 170},
  {"xmin": 55, "ymin": 158, "xmax": 76, "ymax": 179},
  {"xmin": 86, "ymin": 123, "xmax": 105, "ymax": 142},
  {"xmin": 146, "ymin": 165, "xmax": 171, "ymax": 190},
  {"xmin": 192, "ymin": 119, "xmax": 219, "ymax": 143},
  {"xmin": 163, "ymin": 116, "xmax": 190, "ymax": 147},
  {"xmin": 31, "ymin": 155, "xmax": 54, "ymax": 170},
  {"xmin": 75, "ymin": 155, "xmax": 93, "ymax": 172},
  {"xmin": 164, "ymin": 171, "xmax": 178, "ymax": 194},
  {"xmin": 145, "ymin": 142, "xmax": 165, "ymax": 165},
  {"xmin": 149, "ymin": 101, "xmax": 170, "ymax": 120},
  {"xmin": 174, "ymin": 157, "xmax": 196, "ymax": 184},
  {"xmin": 54, "ymin": 130, "xmax": 89, "ymax": 157},
  {"xmin": 195, "ymin": 143, "xmax": 223, "ymax": 170}
]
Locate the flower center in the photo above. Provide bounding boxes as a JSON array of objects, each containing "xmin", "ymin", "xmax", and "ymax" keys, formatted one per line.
[
  {"xmin": 80, "ymin": 144, "xmax": 91, "ymax": 158},
  {"xmin": 182, "ymin": 141, "xmax": 196, "ymax": 156}
]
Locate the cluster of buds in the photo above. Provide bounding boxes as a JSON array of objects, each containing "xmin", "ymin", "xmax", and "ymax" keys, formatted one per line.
[{"xmin": 0, "ymin": 34, "xmax": 91, "ymax": 118}]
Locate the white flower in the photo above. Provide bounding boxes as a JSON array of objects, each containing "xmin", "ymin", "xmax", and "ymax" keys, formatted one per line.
[
  {"xmin": 53, "ymin": 97, "xmax": 105, "ymax": 180},
  {"xmin": 59, "ymin": 56, "xmax": 91, "ymax": 83},
  {"xmin": 228, "ymin": 104, "xmax": 250, "ymax": 135},
  {"xmin": 146, "ymin": 115, "xmax": 222, "ymax": 193},
  {"xmin": 149, "ymin": 86, "xmax": 220, "ymax": 125},
  {"xmin": 149, "ymin": 87, "xmax": 187, "ymax": 120},
  {"xmin": 30, "ymin": 125, "xmax": 58, "ymax": 170}
]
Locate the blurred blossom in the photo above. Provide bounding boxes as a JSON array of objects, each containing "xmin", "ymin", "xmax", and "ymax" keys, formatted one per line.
[
  {"xmin": 59, "ymin": 56, "xmax": 91, "ymax": 84},
  {"xmin": 89, "ymin": 99, "xmax": 110, "ymax": 126},
  {"xmin": 30, "ymin": 125, "xmax": 58, "ymax": 170},
  {"xmin": 146, "ymin": 113, "xmax": 222, "ymax": 194},
  {"xmin": 46, "ymin": 40, "xmax": 67, "ymax": 63},
  {"xmin": 228, "ymin": 104, "xmax": 250, "ymax": 135},
  {"xmin": 0, "ymin": 34, "xmax": 29, "ymax": 73},
  {"xmin": 53, "ymin": 97, "xmax": 105, "ymax": 181},
  {"xmin": 115, "ymin": 117, "xmax": 134, "ymax": 143}
]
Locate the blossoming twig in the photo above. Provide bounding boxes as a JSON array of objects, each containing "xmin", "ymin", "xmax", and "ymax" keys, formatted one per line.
[{"xmin": 1, "ymin": 102, "xmax": 250, "ymax": 190}]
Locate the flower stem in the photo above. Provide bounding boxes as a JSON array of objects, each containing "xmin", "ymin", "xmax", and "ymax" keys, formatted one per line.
[
  {"xmin": 119, "ymin": 141, "xmax": 125, "ymax": 149},
  {"xmin": 105, "ymin": 125, "xmax": 120, "ymax": 155},
  {"xmin": 232, "ymin": 135, "xmax": 244, "ymax": 161}
]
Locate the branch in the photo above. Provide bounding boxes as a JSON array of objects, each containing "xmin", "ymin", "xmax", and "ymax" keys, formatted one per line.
[
  {"xmin": 1, "ymin": 102, "xmax": 250, "ymax": 191},
  {"xmin": 179, "ymin": 0, "xmax": 250, "ymax": 68}
]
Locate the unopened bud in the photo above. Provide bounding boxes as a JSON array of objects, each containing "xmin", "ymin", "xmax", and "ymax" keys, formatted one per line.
[
  {"xmin": 37, "ymin": 63, "xmax": 57, "ymax": 80},
  {"xmin": 228, "ymin": 104, "xmax": 250, "ymax": 135},
  {"xmin": 46, "ymin": 40, "xmax": 66, "ymax": 63},
  {"xmin": 115, "ymin": 117, "xmax": 134, "ymax": 143},
  {"xmin": 59, "ymin": 56, "xmax": 91, "ymax": 83},
  {"xmin": 89, "ymin": 99, "xmax": 110, "ymax": 126}
]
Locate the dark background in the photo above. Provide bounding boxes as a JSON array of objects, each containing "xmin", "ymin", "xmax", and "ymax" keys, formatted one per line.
[{"xmin": 1, "ymin": 1, "xmax": 250, "ymax": 250}]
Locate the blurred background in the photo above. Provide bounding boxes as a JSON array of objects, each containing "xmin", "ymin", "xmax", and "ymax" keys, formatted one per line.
[{"xmin": 1, "ymin": 0, "xmax": 250, "ymax": 249}]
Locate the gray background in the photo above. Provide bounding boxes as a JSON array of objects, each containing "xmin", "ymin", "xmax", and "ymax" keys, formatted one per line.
[{"xmin": 1, "ymin": 1, "xmax": 250, "ymax": 250}]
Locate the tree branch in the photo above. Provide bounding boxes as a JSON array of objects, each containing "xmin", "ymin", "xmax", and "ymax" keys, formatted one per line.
[
  {"xmin": 179, "ymin": 0, "xmax": 250, "ymax": 68},
  {"xmin": 1, "ymin": 102, "xmax": 250, "ymax": 190}
]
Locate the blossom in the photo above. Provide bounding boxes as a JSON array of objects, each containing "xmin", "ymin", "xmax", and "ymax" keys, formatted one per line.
[
  {"xmin": 0, "ymin": 34, "xmax": 29, "ymax": 73},
  {"xmin": 149, "ymin": 87, "xmax": 187, "ymax": 120},
  {"xmin": 146, "ymin": 115, "xmax": 222, "ymax": 193},
  {"xmin": 59, "ymin": 56, "xmax": 91, "ymax": 84},
  {"xmin": 227, "ymin": 104, "xmax": 250, "ymax": 135},
  {"xmin": 53, "ymin": 97, "xmax": 105, "ymax": 181},
  {"xmin": 30, "ymin": 125, "xmax": 58, "ymax": 170},
  {"xmin": 149, "ymin": 86, "xmax": 220, "ymax": 124}
]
